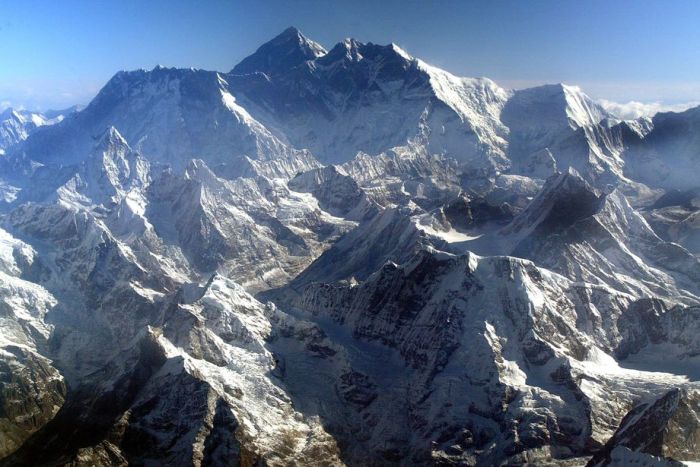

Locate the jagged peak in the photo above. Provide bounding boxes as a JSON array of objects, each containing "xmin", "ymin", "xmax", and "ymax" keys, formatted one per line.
[
  {"xmin": 560, "ymin": 84, "xmax": 611, "ymax": 127},
  {"xmin": 502, "ymin": 167, "xmax": 606, "ymax": 236},
  {"xmin": 272, "ymin": 26, "xmax": 307, "ymax": 43},
  {"xmin": 559, "ymin": 165, "xmax": 584, "ymax": 179},
  {"xmin": 539, "ymin": 167, "xmax": 603, "ymax": 202},
  {"xmin": 341, "ymin": 37, "xmax": 362, "ymax": 49},
  {"xmin": 340, "ymin": 38, "xmax": 363, "ymax": 60},
  {"xmin": 288, "ymin": 164, "xmax": 356, "ymax": 194},
  {"xmin": 95, "ymin": 126, "xmax": 130, "ymax": 152},
  {"xmin": 319, "ymin": 38, "xmax": 415, "ymax": 67},
  {"xmin": 231, "ymin": 26, "xmax": 327, "ymax": 76},
  {"xmin": 319, "ymin": 38, "xmax": 363, "ymax": 64},
  {"xmin": 184, "ymin": 158, "xmax": 219, "ymax": 185},
  {"xmin": 0, "ymin": 108, "xmax": 29, "ymax": 123}
]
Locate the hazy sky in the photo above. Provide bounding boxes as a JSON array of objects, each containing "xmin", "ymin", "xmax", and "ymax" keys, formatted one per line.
[{"xmin": 2, "ymin": 0, "xmax": 699, "ymax": 115}]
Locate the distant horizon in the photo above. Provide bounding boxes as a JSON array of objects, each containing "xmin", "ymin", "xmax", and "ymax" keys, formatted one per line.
[{"xmin": 3, "ymin": 0, "xmax": 700, "ymax": 118}]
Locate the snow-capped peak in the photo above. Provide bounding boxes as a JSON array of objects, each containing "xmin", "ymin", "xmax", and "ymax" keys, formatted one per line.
[
  {"xmin": 96, "ymin": 125, "xmax": 130, "ymax": 152},
  {"xmin": 0, "ymin": 107, "xmax": 70, "ymax": 151},
  {"xmin": 8, "ymin": 109, "xmax": 23, "ymax": 122},
  {"xmin": 231, "ymin": 26, "xmax": 327, "ymax": 76},
  {"xmin": 1, "ymin": 107, "xmax": 56, "ymax": 127},
  {"xmin": 317, "ymin": 38, "xmax": 415, "ymax": 68},
  {"xmin": 503, "ymin": 83, "xmax": 610, "ymax": 132},
  {"xmin": 339, "ymin": 37, "xmax": 363, "ymax": 61}
]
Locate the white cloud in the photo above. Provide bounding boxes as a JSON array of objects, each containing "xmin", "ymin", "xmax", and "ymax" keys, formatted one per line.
[
  {"xmin": 494, "ymin": 78, "xmax": 700, "ymax": 119},
  {"xmin": 0, "ymin": 100, "xmax": 12, "ymax": 111},
  {"xmin": 598, "ymin": 99, "xmax": 700, "ymax": 120}
]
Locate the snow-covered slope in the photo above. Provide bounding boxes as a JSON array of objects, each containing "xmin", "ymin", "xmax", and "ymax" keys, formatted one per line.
[
  {"xmin": 0, "ymin": 228, "xmax": 64, "ymax": 458},
  {"xmin": 502, "ymin": 84, "xmax": 621, "ymax": 180},
  {"xmin": 8, "ymin": 68, "xmax": 318, "ymax": 180},
  {"xmin": 0, "ymin": 107, "xmax": 74, "ymax": 153}
]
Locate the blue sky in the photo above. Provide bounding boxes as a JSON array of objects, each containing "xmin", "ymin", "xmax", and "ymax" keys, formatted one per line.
[{"xmin": 1, "ymin": 0, "xmax": 699, "ymax": 114}]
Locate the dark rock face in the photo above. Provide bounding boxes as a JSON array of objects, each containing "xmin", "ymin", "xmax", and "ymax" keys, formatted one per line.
[
  {"xmin": 291, "ymin": 249, "xmax": 663, "ymax": 464},
  {"xmin": 288, "ymin": 207, "xmax": 435, "ymax": 288},
  {"xmin": 202, "ymin": 399, "xmax": 241, "ymax": 466},
  {"xmin": 643, "ymin": 188, "xmax": 700, "ymax": 255},
  {"xmin": 297, "ymin": 251, "xmax": 467, "ymax": 372},
  {"xmin": 615, "ymin": 301, "xmax": 700, "ymax": 361},
  {"xmin": 614, "ymin": 298, "xmax": 668, "ymax": 359},
  {"xmin": 338, "ymin": 371, "xmax": 378, "ymax": 409},
  {"xmin": 521, "ymin": 169, "xmax": 606, "ymax": 237},
  {"xmin": 0, "ymin": 334, "xmax": 167, "ymax": 466},
  {"xmin": 588, "ymin": 388, "xmax": 700, "ymax": 466},
  {"xmin": 0, "ymin": 347, "xmax": 66, "ymax": 459},
  {"xmin": 0, "ymin": 333, "xmax": 252, "ymax": 467},
  {"xmin": 652, "ymin": 188, "xmax": 700, "ymax": 210},
  {"xmin": 443, "ymin": 195, "xmax": 514, "ymax": 230}
]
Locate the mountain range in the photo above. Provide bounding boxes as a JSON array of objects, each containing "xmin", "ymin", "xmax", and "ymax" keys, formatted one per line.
[{"xmin": 0, "ymin": 27, "xmax": 698, "ymax": 466}]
